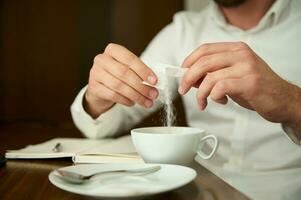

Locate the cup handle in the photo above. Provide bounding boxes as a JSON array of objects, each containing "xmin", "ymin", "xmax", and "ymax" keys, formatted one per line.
[{"xmin": 197, "ymin": 135, "xmax": 219, "ymax": 160}]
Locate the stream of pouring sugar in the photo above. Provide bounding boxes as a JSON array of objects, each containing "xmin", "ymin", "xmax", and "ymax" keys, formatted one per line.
[
  {"xmin": 160, "ymin": 76, "xmax": 176, "ymax": 127},
  {"xmin": 142, "ymin": 62, "xmax": 182, "ymax": 127}
]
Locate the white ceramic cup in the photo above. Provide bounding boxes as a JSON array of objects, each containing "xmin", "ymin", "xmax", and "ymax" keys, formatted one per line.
[{"xmin": 131, "ymin": 126, "xmax": 219, "ymax": 166}]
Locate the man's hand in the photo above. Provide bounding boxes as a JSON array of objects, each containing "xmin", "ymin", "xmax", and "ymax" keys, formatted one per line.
[
  {"xmin": 179, "ymin": 42, "xmax": 301, "ymax": 126},
  {"xmin": 84, "ymin": 43, "xmax": 159, "ymax": 118}
]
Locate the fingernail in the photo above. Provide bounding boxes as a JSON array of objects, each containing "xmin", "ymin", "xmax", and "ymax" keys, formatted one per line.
[
  {"xmin": 147, "ymin": 76, "xmax": 156, "ymax": 85},
  {"xmin": 178, "ymin": 86, "xmax": 184, "ymax": 95},
  {"xmin": 199, "ymin": 101, "xmax": 207, "ymax": 110},
  {"xmin": 149, "ymin": 89, "xmax": 158, "ymax": 99},
  {"xmin": 199, "ymin": 103, "xmax": 204, "ymax": 110},
  {"xmin": 144, "ymin": 99, "xmax": 153, "ymax": 108}
]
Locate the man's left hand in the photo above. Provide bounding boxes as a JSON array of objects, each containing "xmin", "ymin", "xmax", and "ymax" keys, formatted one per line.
[{"xmin": 179, "ymin": 42, "xmax": 301, "ymax": 125}]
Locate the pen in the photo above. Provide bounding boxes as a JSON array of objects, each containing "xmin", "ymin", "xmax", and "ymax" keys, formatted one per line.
[{"xmin": 52, "ymin": 142, "xmax": 62, "ymax": 153}]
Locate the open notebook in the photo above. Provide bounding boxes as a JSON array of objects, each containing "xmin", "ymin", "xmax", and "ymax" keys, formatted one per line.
[{"xmin": 5, "ymin": 136, "xmax": 143, "ymax": 164}]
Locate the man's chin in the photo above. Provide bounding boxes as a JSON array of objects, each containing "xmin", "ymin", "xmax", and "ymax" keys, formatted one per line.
[{"xmin": 213, "ymin": 0, "xmax": 247, "ymax": 7}]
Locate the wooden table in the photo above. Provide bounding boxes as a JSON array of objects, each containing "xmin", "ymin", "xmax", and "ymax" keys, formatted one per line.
[{"xmin": 0, "ymin": 123, "xmax": 249, "ymax": 200}]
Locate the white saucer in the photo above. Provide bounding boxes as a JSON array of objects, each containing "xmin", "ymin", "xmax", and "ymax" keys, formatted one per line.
[{"xmin": 49, "ymin": 163, "xmax": 196, "ymax": 198}]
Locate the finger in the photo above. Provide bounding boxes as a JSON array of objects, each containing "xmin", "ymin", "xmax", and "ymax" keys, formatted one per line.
[
  {"xmin": 98, "ymin": 54, "xmax": 158, "ymax": 100},
  {"xmin": 95, "ymin": 67, "xmax": 154, "ymax": 108},
  {"xmin": 192, "ymin": 77, "xmax": 204, "ymax": 88},
  {"xmin": 210, "ymin": 78, "xmax": 246, "ymax": 102},
  {"xmin": 196, "ymin": 94, "xmax": 228, "ymax": 110},
  {"xmin": 179, "ymin": 51, "xmax": 240, "ymax": 95},
  {"xmin": 104, "ymin": 43, "xmax": 157, "ymax": 84},
  {"xmin": 213, "ymin": 96, "xmax": 228, "ymax": 105},
  {"xmin": 89, "ymin": 81, "xmax": 134, "ymax": 107},
  {"xmin": 196, "ymin": 66, "xmax": 244, "ymax": 109},
  {"xmin": 182, "ymin": 41, "xmax": 249, "ymax": 68}
]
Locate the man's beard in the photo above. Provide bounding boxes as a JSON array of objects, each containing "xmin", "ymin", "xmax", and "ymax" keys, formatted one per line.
[{"xmin": 213, "ymin": 0, "xmax": 247, "ymax": 7}]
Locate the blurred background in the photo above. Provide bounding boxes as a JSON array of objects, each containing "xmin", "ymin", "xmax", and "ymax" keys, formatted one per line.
[{"xmin": 0, "ymin": 0, "xmax": 209, "ymax": 139}]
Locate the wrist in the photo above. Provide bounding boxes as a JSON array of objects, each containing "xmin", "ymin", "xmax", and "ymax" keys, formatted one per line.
[
  {"xmin": 83, "ymin": 91, "xmax": 114, "ymax": 119},
  {"xmin": 282, "ymin": 85, "xmax": 301, "ymax": 139}
]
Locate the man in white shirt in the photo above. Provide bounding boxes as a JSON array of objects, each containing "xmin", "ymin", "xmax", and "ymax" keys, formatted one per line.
[{"xmin": 71, "ymin": 0, "xmax": 301, "ymax": 199}]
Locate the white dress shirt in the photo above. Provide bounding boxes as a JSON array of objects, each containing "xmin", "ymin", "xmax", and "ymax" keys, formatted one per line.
[{"xmin": 71, "ymin": 0, "xmax": 301, "ymax": 199}]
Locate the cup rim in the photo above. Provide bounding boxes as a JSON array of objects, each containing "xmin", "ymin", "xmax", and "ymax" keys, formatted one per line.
[{"xmin": 131, "ymin": 126, "xmax": 205, "ymax": 135}]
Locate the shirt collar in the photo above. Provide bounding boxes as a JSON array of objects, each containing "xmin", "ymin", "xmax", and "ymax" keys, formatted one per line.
[{"xmin": 208, "ymin": 0, "xmax": 291, "ymax": 32}]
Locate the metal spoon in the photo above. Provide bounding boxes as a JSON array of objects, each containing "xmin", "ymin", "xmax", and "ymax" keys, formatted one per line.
[{"xmin": 54, "ymin": 165, "xmax": 161, "ymax": 184}]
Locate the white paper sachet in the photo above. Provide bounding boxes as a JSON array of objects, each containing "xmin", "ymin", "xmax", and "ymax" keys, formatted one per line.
[{"xmin": 142, "ymin": 62, "xmax": 187, "ymax": 90}]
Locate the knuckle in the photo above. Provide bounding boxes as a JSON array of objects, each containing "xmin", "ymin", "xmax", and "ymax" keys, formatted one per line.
[
  {"xmin": 124, "ymin": 53, "xmax": 137, "ymax": 65},
  {"xmin": 89, "ymin": 66, "xmax": 103, "ymax": 81},
  {"xmin": 183, "ymin": 74, "xmax": 194, "ymax": 86},
  {"xmin": 93, "ymin": 54, "xmax": 107, "ymax": 67},
  {"xmin": 104, "ymin": 43, "xmax": 117, "ymax": 53},
  {"xmin": 108, "ymin": 91, "xmax": 118, "ymax": 100},
  {"xmin": 118, "ymin": 65, "xmax": 131, "ymax": 77},
  {"xmin": 216, "ymin": 81, "xmax": 227, "ymax": 92},
  {"xmin": 197, "ymin": 55, "xmax": 211, "ymax": 67},
  {"xmin": 89, "ymin": 67, "xmax": 97, "ymax": 79},
  {"xmin": 204, "ymin": 73, "xmax": 214, "ymax": 84},
  {"xmin": 195, "ymin": 45, "xmax": 207, "ymax": 58},
  {"xmin": 111, "ymin": 79, "xmax": 123, "ymax": 90},
  {"xmin": 244, "ymin": 62, "xmax": 255, "ymax": 74},
  {"xmin": 236, "ymin": 41, "xmax": 249, "ymax": 50},
  {"xmin": 93, "ymin": 54, "xmax": 105, "ymax": 64},
  {"xmin": 123, "ymin": 66, "xmax": 133, "ymax": 77},
  {"xmin": 210, "ymin": 92, "xmax": 219, "ymax": 101},
  {"xmin": 87, "ymin": 79, "xmax": 95, "ymax": 91},
  {"xmin": 197, "ymin": 55, "xmax": 206, "ymax": 64},
  {"xmin": 200, "ymin": 43, "xmax": 210, "ymax": 52},
  {"xmin": 239, "ymin": 49, "xmax": 254, "ymax": 60},
  {"xmin": 205, "ymin": 73, "xmax": 214, "ymax": 80},
  {"xmin": 210, "ymin": 96, "xmax": 218, "ymax": 101},
  {"xmin": 119, "ymin": 68, "xmax": 140, "ymax": 86}
]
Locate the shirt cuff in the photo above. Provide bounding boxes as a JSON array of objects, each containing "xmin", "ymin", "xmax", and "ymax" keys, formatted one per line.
[
  {"xmin": 70, "ymin": 86, "xmax": 124, "ymax": 139},
  {"xmin": 281, "ymin": 123, "xmax": 301, "ymax": 147}
]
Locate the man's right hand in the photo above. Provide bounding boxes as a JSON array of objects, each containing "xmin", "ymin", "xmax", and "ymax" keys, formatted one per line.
[{"xmin": 84, "ymin": 43, "xmax": 159, "ymax": 118}]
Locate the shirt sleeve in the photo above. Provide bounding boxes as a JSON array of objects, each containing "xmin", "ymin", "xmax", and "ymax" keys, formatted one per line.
[
  {"xmin": 70, "ymin": 86, "xmax": 162, "ymax": 139},
  {"xmin": 70, "ymin": 12, "xmax": 185, "ymax": 139}
]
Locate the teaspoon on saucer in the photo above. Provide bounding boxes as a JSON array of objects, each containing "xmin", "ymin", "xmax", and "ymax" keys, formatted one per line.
[{"xmin": 54, "ymin": 165, "xmax": 161, "ymax": 184}]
